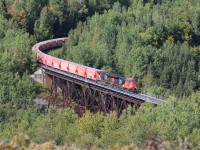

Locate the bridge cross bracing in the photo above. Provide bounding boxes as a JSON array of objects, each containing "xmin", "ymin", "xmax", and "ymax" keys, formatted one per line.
[{"xmin": 32, "ymin": 38, "xmax": 166, "ymax": 115}]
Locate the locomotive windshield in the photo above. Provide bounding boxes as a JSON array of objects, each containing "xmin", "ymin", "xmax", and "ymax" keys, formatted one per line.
[{"xmin": 127, "ymin": 78, "xmax": 136, "ymax": 83}]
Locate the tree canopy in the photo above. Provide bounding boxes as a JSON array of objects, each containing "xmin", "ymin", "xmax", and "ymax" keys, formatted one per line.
[
  {"xmin": 0, "ymin": 0, "xmax": 199, "ymax": 149},
  {"xmin": 57, "ymin": 0, "xmax": 200, "ymax": 97}
]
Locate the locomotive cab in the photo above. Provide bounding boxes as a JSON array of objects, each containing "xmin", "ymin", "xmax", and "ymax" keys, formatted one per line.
[{"xmin": 123, "ymin": 78, "xmax": 137, "ymax": 91}]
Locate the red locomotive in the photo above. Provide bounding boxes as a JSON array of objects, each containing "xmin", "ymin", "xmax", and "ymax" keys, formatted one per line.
[{"xmin": 32, "ymin": 38, "xmax": 138, "ymax": 92}]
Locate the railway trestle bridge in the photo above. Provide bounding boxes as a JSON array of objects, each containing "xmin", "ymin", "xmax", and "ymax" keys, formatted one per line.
[
  {"xmin": 33, "ymin": 38, "xmax": 166, "ymax": 116},
  {"xmin": 41, "ymin": 64, "xmax": 165, "ymax": 116}
]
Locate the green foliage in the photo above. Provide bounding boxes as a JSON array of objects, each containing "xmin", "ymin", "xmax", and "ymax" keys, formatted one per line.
[
  {"xmin": 0, "ymin": 107, "xmax": 39, "ymax": 140},
  {"xmin": 0, "ymin": 25, "xmax": 39, "ymax": 107},
  {"xmin": 28, "ymin": 108, "xmax": 78, "ymax": 145},
  {"xmin": 0, "ymin": 30, "xmax": 33, "ymax": 73},
  {"xmin": 0, "ymin": 72, "xmax": 38, "ymax": 107},
  {"xmin": 0, "ymin": 93, "xmax": 199, "ymax": 148},
  {"xmin": 9, "ymin": 0, "xmax": 127, "ymax": 38},
  {"xmin": 60, "ymin": 1, "xmax": 200, "ymax": 97},
  {"xmin": 0, "ymin": 13, "xmax": 40, "ymax": 109},
  {"xmin": 34, "ymin": 7, "xmax": 56, "ymax": 40},
  {"xmin": 13, "ymin": 0, "xmax": 48, "ymax": 33},
  {"xmin": 0, "ymin": 15, "xmax": 7, "ymax": 39},
  {"xmin": 0, "ymin": 2, "xmax": 6, "ymax": 18},
  {"xmin": 0, "ymin": 1, "xmax": 200, "ymax": 149}
]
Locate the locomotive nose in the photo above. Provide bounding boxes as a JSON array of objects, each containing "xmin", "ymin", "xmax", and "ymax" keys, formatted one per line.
[{"xmin": 130, "ymin": 82, "xmax": 137, "ymax": 89}]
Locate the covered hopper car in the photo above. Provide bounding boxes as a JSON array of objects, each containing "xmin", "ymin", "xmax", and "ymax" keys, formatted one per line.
[{"xmin": 32, "ymin": 38, "xmax": 138, "ymax": 92}]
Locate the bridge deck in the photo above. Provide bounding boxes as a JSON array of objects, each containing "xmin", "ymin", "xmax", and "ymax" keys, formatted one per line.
[{"xmin": 41, "ymin": 64, "xmax": 166, "ymax": 105}]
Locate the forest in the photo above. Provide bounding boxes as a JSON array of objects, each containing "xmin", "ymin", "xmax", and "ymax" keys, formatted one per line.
[{"xmin": 0, "ymin": 0, "xmax": 199, "ymax": 149}]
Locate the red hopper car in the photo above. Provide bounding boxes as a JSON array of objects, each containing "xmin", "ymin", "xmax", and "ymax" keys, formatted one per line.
[{"xmin": 32, "ymin": 38, "xmax": 138, "ymax": 92}]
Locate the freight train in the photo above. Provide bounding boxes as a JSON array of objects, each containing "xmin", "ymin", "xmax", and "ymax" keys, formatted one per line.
[{"xmin": 32, "ymin": 38, "xmax": 138, "ymax": 92}]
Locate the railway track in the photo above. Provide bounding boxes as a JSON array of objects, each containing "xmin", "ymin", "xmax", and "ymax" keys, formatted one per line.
[
  {"xmin": 33, "ymin": 38, "xmax": 167, "ymax": 106},
  {"xmin": 41, "ymin": 64, "xmax": 166, "ymax": 105}
]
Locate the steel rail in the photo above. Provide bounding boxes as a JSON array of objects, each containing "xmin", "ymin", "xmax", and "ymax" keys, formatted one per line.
[
  {"xmin": 33, "ymin": 38, "xmax": 167, "ymax": 105},
  {"xmin": 41, "ymin": 64, "xmax": 166, "ymax": 105}
]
